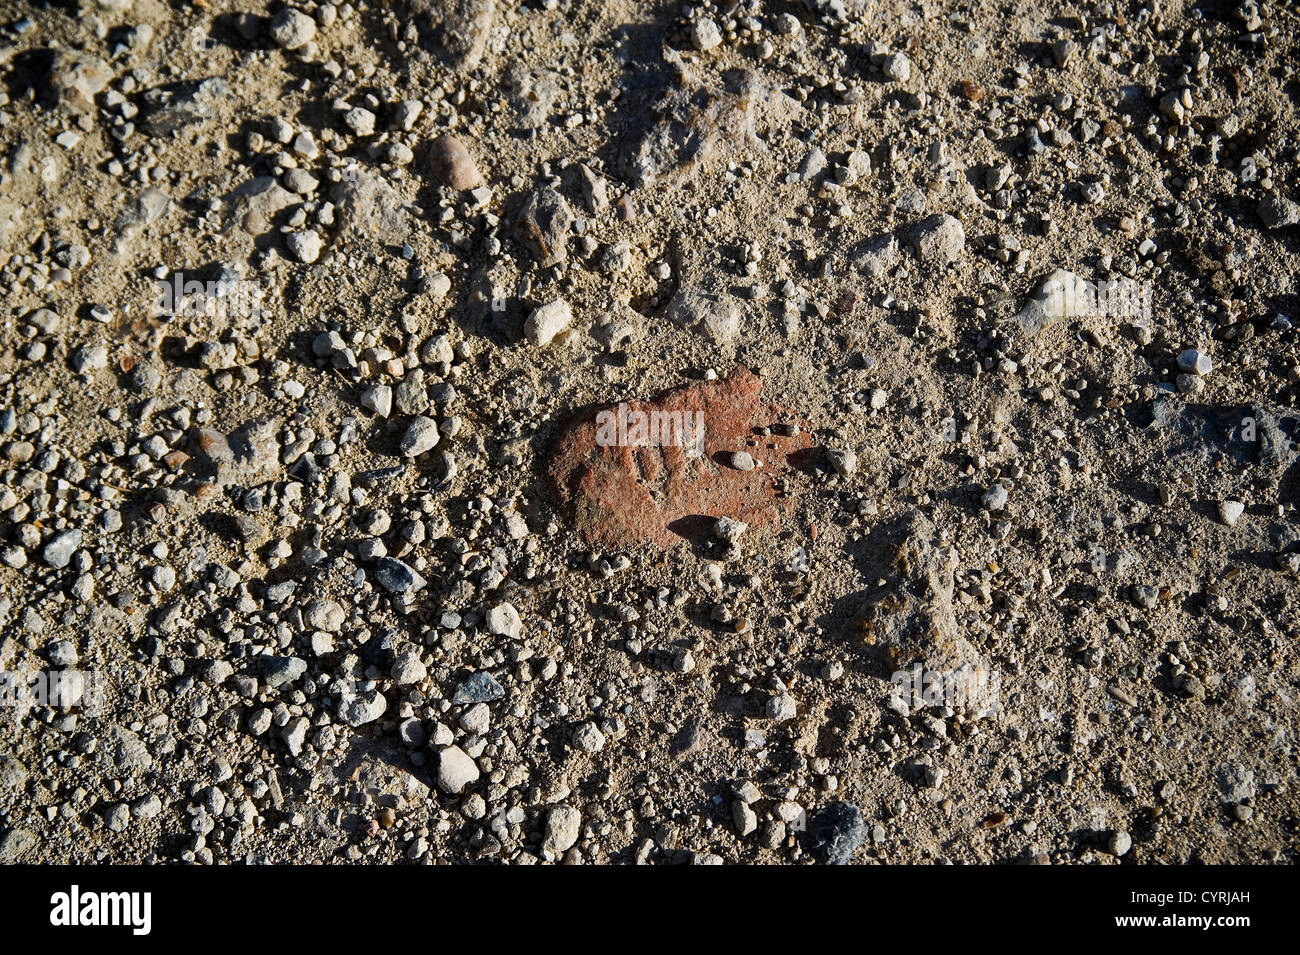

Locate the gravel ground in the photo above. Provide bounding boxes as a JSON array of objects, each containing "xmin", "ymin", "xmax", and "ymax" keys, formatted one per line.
[{"xmin": 0, "ymin": 0, "xmax": 1297, "ymax": 865}]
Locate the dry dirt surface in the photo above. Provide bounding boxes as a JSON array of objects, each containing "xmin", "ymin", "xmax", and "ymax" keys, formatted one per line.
[{"xmin": 0, "ymin": 0, "xmax": 1297, "ymax": 865}]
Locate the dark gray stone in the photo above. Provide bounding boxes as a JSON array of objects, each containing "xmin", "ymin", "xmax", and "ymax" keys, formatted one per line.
[
  {"xmin": 808, "ymin": 801, "xmax": 867, "ymax": 865},
  {"xmin": 453, "ymin": 671, "xmax": 504, "ymax": 704},
  {"xmin": 259, "ymin": 655, "xmax": 307, "ymax": 689},
  {"xmin": 371, "ymin": 557, "xmax": 426, "ymax": 594}
]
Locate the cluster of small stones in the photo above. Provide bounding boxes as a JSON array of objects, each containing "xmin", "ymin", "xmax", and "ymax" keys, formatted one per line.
[{"xmin": 0, "ymin": 0, "xmax": 1296, "ymax": 868}]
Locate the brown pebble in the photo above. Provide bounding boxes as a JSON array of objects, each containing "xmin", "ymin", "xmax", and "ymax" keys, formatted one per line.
[
  {"xmin": 162, "ymin": 450, "xmax": 190, "ymax": 471},
  {"xmin": 429, "ymin": 134, "xmax": 483, "ymax": 190},
  {"xmin": 193, "ymin": 428, "xmax": 235, "ymax": 466},
  {"xmin": 193, "ymin": 482, "xmax": 221, "ymax": 502}
]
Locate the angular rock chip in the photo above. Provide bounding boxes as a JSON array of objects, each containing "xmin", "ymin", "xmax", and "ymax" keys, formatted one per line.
[
  {"xmin": 668, "ymin": 287, "xmax": 741, "ymax": 344},
  {"xmin": 852, "ymin": 233, "xmax": 899, "ymax": 281},
  {"xmin": 400, "ymin": 416, "xmax": 440, "ymax": 457},
  {"xmin": 514, "ymin": 185, "xmax": 574, "ymax": 266},
  {"xmin": 338, "ymin": 686, "xmax": 388, "ymax": 727},
  {"xmin": 258, "ymin": 655, "xmax": 307, "ymax": 689},
  {"xmin": 115, "ymin": 187, "xmax": 171, "ymax": 237},
  {"xmin": 225, "ymin": 176, "xmax": 296, "ymax": 236},
  {"xmin": 1011, "ymin": 269, "xmax": 1149, "ymax": 337},
  {"xmin": 140, "ymin": 77, "xmax": 230, "ymax": 137},
  {"xmin": 909, "ymin": 214, "xmax": 965, "ymax": 267},
  {"xmin": 332, "ymin": 166, "xmax": 412, "ymax": 245},
  {"xmin": 504, "ymin": 65, "xmax": 560, "ymax": 130},
  {"xmin": 340, "ymin": 747, "xmax": 431, "ymax": 803},
  {"xmin": 543, "ymin": 805, "xmax": 581, "ymax": 854},
  {"xmin": 622, "ymin": 55, "xmax": 774, "ymax": 189},
  {"xmin": 100, "ymin": 725, "xmax": 154, "ymax": 775},
  {"xmin": 453, "ymin": 671, "xmax": 505, "ymax": 704},
  {"xmin": 435, "ymin": 745, "xmax": 480, "ymax": 793},
  {"xmin": 486, "ymin": 602, "xmax": 523, "ymax": 639},
  {"xmin": 856, "ymin": 514, "xmax": 984, "ymax": 674},
  {"xmin": 189, "ymin": 420, "xmax": 279, "ymax": 487},
  {"xmin": 410, "ymin": 0, "xmax": 496, "ymax": 70},
  {"xmin": 1012, "ymin": 268, "xmax": 1093, "ymax": 336},
  {"xmin": 304, "ymin": 599, "xmax": 346, "ymax": 632},
  {"xmin": 43, "ymin": 529, "xmax": 83, "ymax": 569},
  {"xmin": 268, "ymin": 8, "xmax": 317, "ymax": 49},
  {"xmin": 370, "ymin": 557, "xmax": 427, "ymax": 594},
  {"xmin": 45, "ymin": 51, "xmax": 112, "ymax": 113},
  {"xmin": 1258, "ymin": 194, "xmax": 1300, "ymax": 229}
]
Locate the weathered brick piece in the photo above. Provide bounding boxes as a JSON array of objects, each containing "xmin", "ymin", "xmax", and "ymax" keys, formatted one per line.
[{"xmin": 547, "ymin": 367, "xmax": 812, "ymax": 548}]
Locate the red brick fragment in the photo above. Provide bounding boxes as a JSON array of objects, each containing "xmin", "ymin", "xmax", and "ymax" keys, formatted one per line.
[{"xmin": 547, "ymin": 367, "xmax": 812, "ymax": 548}]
